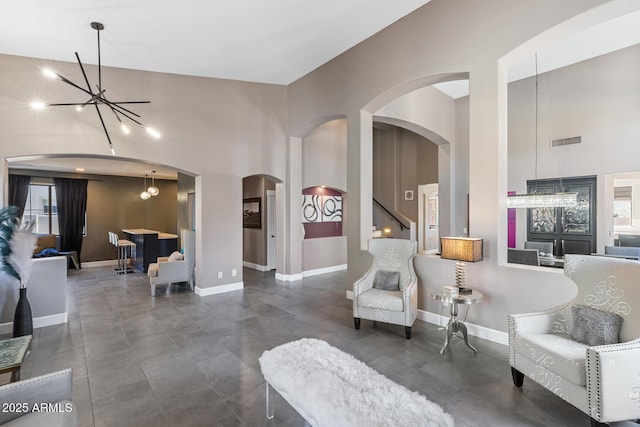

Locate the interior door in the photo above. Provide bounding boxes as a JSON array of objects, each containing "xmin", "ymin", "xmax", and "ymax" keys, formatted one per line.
[
  {"xmin": 267, "ymin": 190, "xmax": 276, "ymax": 270},
  {"xmin": 418, "ymin": 184, "xmax": 439, "ymax": 254}
]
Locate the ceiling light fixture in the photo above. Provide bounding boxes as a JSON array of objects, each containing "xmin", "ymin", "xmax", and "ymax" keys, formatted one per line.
[
  {"xmin": 140, "ymin": 174, "xmax": 151, "ymax": 200},
  {"xmin": 147, "ymin": 170, "xmax": 159, "ymax": 197},
  {"xmin": 507, "ymin": 53, "xmax": 577, "ymax": 209},
  {"xmin": 34, "ymin": 22, "xmax": 160, "ymax": 155}
]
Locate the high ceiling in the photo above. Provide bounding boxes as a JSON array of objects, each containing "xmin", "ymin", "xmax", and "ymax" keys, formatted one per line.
[
  {"xmin": 3, "ymin": 2, "xmax": 640, "ymax": 177},
  {"xmin": 2, "ymin": 0, "xmax": 432, "ymax": 178},
  {"xmin": 0, "ymin": 0, "xmax": 431, "ymax": 85}
]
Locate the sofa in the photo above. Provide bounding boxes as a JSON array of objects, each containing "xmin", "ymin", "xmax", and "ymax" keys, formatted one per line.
[{"xmin": 0, "ymin": 369, "xmax": 76, "ymax": 426}]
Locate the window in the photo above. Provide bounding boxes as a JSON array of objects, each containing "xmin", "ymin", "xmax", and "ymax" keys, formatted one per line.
[
  {"xmin": 22, "ymin": 184, "xmax": 58, "ymax": 234},
  {"xmin": 613, "ymin": 186, "xmax": 632, "ymax": 227}
]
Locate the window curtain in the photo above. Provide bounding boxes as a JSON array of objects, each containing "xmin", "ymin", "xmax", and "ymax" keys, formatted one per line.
[
  {"xmin": 54, "ymin": 178, "xmax": 88, "ymax": 264},
  {"xmin": 8, "ymin": 174, "xmax": 30, "ymax": 219}
]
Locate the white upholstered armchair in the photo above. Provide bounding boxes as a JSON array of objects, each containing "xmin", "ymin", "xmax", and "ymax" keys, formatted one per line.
[
  {"xmin": 353, "ymin": 238, "xmax": 418, "ymax": 339},
  {"xmin": 148, "ymin": 229, "xmax": 195, "ymax": 296},
  {"xmin": 509, "ymin": 254, "xmax": 640, "ymax": 426}
]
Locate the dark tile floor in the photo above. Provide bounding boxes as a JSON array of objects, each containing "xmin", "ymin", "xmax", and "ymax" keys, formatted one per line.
[{"xmin": 4, "ymin": 266, "xmax": 592, "ymax": 427}]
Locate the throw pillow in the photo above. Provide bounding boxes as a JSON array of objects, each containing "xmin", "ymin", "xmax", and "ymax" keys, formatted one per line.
[
  {"xmin": 168, "ymin": 251, "xmax": 184, "ymax": 262},
  {"xmin": 569, "ymin": 304, "xmax": 623, "ymax": 346},
  {"xmin": 373, "ymin": 270, "xmax": 400, "ymax": 291}
]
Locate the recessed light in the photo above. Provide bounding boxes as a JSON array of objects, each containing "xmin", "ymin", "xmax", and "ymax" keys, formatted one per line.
[{"xmin": 75, "ymin": 168, "xmax": 85, "ymax": 172}]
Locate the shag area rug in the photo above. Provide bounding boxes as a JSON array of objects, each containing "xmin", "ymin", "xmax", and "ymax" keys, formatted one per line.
[{"xmin": 259, "ymin": 338, "xmax": 454, "ymax": 427}]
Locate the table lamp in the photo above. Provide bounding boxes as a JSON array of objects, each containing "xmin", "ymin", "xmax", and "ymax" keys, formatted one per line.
[{"xmin": 440, "ymin": 237, "xmax": 483, "ymax": 294}]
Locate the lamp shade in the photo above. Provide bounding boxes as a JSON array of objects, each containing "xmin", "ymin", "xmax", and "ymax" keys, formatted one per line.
[{"xmin": 440, "ymin": 237, "xmax": 483, "ymax": 262}]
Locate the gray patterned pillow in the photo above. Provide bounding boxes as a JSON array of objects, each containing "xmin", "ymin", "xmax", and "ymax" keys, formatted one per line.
[
  {"xmin": 373, "ymin": 270, "xmax": 400, "ymax": 291},
  {"xmin": 570, "ymin": 304, "xmax": 623, "ymax": 346}
]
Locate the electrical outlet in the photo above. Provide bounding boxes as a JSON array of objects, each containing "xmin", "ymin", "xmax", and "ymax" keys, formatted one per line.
[
  {"xmin": 231, "ymin": 269, "xmax": 237, "ymax": 277},
  {"xmin": 217, "ymin": 271, "xmax": 223, "ymax": 279}
]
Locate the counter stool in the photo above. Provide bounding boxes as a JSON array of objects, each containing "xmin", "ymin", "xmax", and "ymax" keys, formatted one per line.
[{"xmin": 109, "ymin": 232, "xmax": 136, "ymax": 275}]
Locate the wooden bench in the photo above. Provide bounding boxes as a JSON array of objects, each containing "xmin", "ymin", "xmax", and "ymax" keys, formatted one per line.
[{"xmin": 258, "ymin": 338, "xmax": 454, "ymax": 427}]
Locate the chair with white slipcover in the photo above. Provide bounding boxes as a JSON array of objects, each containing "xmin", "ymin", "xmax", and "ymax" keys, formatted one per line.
[
  {"xmin": 508, "ymin": 254, "xmax": 640, "ymax": 426},
  {"xmin": 353, "ymin": 238, "xmax": 417, "ymax": 339},
  {"xmin": 147, "ymin": 229, "xmax": 195, "ymax": 296}
]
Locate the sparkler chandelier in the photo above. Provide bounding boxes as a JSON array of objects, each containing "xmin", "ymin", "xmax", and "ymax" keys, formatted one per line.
[{"xmin": 32, "ymin": 22, "xmax": 161, "ymax": 155}]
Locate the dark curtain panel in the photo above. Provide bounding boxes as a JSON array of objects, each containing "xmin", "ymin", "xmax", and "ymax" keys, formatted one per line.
[
  {"xmin": 54, "ymin": 178, "xmax": 88, "ymax": 264},
  {"xmin": 8, "ymin": 175, "xmax": 30, "ymax": 219}
]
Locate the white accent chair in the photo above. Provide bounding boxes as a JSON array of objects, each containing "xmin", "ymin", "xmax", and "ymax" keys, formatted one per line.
[
  {"xmin": 353, "ymin": 238, "xmax": 418, "ymax": 339},
  {"xmin": 147, "ymin": 229, "xmax": 195, "ymax": 296},
  {"xmin": 509, "ymin": 254, "xmax": 640, "ymax": 426}
]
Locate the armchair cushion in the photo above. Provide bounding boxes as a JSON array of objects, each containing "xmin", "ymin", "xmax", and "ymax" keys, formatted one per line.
[
  {"xmin": 358, "ymin": 289, "xmax": 404, "ymax": 312},
  {"xmin": 570, "ymin": 304, "xmax": 622, "ymax": 346},
  {"xmin": 514, "ymin": 333, "xmax": 588, "ymax": 386},
  {"xmin": 372, "ymin": 270, "xmax": 400, "ymax": 291}
]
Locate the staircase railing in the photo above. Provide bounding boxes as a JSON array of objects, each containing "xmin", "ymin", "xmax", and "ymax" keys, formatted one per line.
[{"xmin": 373, "ymin": 197, "xmax": 409, "ymax": 230}]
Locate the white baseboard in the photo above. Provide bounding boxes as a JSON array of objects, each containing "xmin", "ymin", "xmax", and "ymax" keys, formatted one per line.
[
  {"xmin": 243, "ymin": 261, "xmax": 270, "ymax": 272},
  {"xmin": 276, "ymin": 264, "xmax": 347, "ymax": 282},
  {"xmin": 275, "ymin": 272, "xmax": 304, "ymax": 282},
  {"xmin": 303, "ymin": 264, "xmax": 347, "ymax": 278},
  {"xmin": 82, "ymin": 259, "xmax": 118, "ymax": 268},
  {"xmin": 195, "ymin": 282, "xmax": 244, "ymax": 296},
  {"xmin": 0, "ymin": 312, "xmax": 68, "ymax": 335},
  {"xmin": 417, "ymin": 309, "xmax": 508, "ymax": 346}
]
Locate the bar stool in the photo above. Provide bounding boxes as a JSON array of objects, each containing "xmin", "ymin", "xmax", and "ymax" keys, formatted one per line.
[{"xmin": 108, "ymin": 232, "xmax": 136, "ymax": 275}]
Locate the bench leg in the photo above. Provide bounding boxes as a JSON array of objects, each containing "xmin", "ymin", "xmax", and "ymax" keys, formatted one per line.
[
  {"xmin": 354, "ymin": 317, "xmax": 360, "ymax": 330},
  {"xmin": 266, "ymin": 382, "xmax": 274, "ymax": 420}
]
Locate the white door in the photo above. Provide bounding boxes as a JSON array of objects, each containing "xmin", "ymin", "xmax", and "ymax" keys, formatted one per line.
[
  {"xmin": 267, "ymin": 190, "xmax": 276, "ymax": 270},
  {"xmin": 418, "ymin": 184, "xmax": 439, "ymax": 254}
]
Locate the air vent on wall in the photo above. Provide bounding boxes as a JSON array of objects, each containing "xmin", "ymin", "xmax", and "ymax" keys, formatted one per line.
[{"xmin": 551, "ymin": 136, "xmax": 581, "ymax": 147}]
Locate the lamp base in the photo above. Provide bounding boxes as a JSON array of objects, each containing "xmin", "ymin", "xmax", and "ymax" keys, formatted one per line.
[{"xmin": 457, "ymin": 287, "xmax": 472, "ymax": 295}]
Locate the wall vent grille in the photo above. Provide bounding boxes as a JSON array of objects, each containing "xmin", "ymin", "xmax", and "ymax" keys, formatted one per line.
[{"xmin": 551, "ymin": 136, "xmax": 581, "ymax": 147}]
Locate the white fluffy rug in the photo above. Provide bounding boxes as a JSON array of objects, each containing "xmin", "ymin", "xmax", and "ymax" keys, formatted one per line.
[{"xmin": 259, "ymin": 338, "xmax": 454, "ymax": 427}]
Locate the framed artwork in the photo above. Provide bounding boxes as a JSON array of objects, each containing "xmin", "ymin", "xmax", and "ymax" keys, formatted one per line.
[{"xmin": 243, "ymin": 197, "xmax": 261, "ymax": 228}]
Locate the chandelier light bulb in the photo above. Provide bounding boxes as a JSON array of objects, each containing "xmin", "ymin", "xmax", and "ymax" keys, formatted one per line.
[
  {"xmin": 121, "ymin": 123, "xmax": 130, "ymax": 134},
  {"xmin": 140, "ymin": 191, "xmax": 151, "ymax": 200},
  {"xmin": 76, "ymin": 106, "xmax": 83, "ymax": 112},
  {"xmin": 30, "ymin": 101, "xmax": 46, "ymax": 110},
  {"xmin": 42, "ymin": 68, "xmax": 57, "ymax": 79},
  {"xmin": 145, "ymin": 127, "xmax": 161, "ymax": 139},
  {"xmin": 147, "ymin": 171, "xmax": 159, "ymax": 196},
  {"xmin": 110, "ymin": 147, "xmax": 116, "ymax": 156}
]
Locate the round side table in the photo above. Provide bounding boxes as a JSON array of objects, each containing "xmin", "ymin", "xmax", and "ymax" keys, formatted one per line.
[{"xmin": 428, "ymin": 289, "xmax": 483, "ymax": 354}]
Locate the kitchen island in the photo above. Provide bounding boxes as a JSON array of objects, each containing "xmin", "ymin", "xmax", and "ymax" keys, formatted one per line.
[{"xmin": 122, "ymin": 229, "xmax": 178, "ymax": 273}]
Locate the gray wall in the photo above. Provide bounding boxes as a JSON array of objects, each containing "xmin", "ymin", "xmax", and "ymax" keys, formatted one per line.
[{"xmin": 177, "ymin": 172, "xmax": 196, "ymax": 239}]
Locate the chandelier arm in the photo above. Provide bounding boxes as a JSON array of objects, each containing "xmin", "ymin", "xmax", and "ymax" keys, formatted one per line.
[
  {"xmin": 75, "ymin": 52, "xmax": 95, "ymax": 95},
  {"xmin": 106, "ymin": 103, "xmax": 143, "ymax": 126},
  {"xmin": 98, "ymin": 99, "xmax": 144, "ymax": 124},
  {"xmin": 47, "ymin": 102, "xmax": 97, "ymax": 107},
  {"xmin": 53, "ymin": 73, "xmax": 95, "ymax": 98},
  {"xmin": 106, "ymin": 101, "xmax": 151, "ymax": 105},
  {"xmin": 100, "ymin": 98, "xmax": 143, "ymax": 119},
  {"xmin": 93, "ymin": 103, "xmax": 114, "ymax": 152}
]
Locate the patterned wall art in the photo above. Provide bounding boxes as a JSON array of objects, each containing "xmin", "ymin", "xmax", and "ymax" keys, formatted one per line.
[
  {"xmin": 302, "ymin": 195, "xmax": 322, "ymax": 223},
  {"xmin": 302, "ymin": 195, "xmax": 342, "ymax": 223},
  {"xmin": 302, "ymin": 188, "xmax": 343, "ymax": 239}
]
